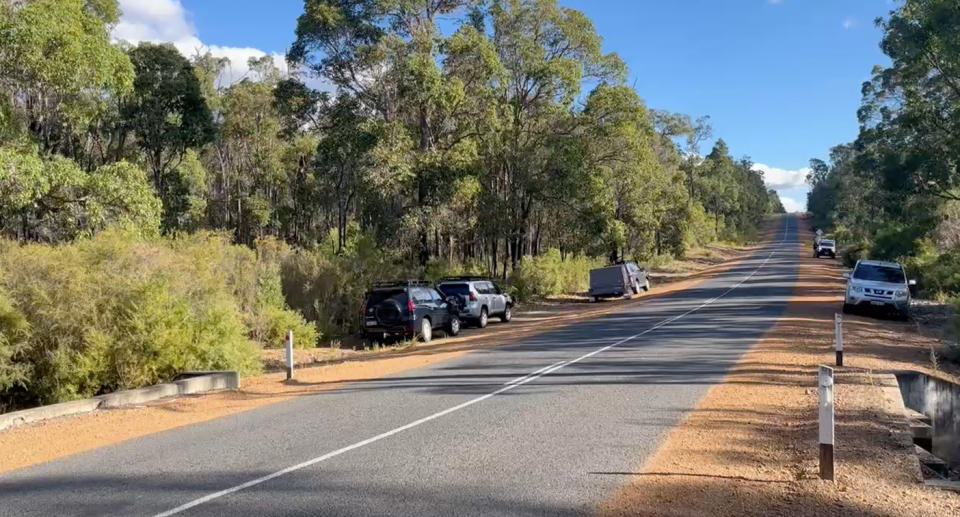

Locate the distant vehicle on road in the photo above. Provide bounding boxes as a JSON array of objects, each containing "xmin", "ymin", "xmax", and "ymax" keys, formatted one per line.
[
  {"xmin": 436, "ymin": 277, "xmax": 513, "ymax": 328},
  {"xmin": 814, "ymin": 238, "xmax": 836, "ymax": 258},
  {"xmin": 361, "ymin": 281, "xmax": 461, "ymax": 343},
  {"xmin": 589, "ymin": 262, "xmax": 649, "ymax": 301},
  {"xmin": 842, "ymin": 260, "xmax": 916, "ymax": 320}
]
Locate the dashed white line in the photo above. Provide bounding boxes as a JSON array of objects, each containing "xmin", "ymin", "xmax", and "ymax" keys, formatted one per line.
[{"xmin": 153, "ymin": 220, "xmax": 792, "ymax": 517}]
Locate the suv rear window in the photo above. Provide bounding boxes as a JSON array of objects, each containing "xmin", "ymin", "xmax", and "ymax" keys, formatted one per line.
[
  {"xmin": 366, "ymin": 289, "xmax": 406, "ymax": 305},
  {"xmin": 821, "ymin": 240, "xmax": 834, "ymax": 246},
  {"xmin": 438, "ymin": 283, "xmax": 470, "ymax": 296},
  {"xmin": 853, "ymin": 264, "xmax": 905, "ymax": 284}
]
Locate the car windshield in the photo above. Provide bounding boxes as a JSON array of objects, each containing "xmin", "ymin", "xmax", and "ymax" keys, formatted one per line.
[
  {"xmin": 438, "ymin": 284, "xmax": 470, "ymax": 296},
  {"xmin": 853, "ymin": 264, "xmax": 904, "ymax": 284},
  {"xmin": 821, "ymin": 240, "xmax": 834, "ymax": 246},
  {"xmin": 366, "ymin": 289, "xmax": 406, "ymax": 305}
]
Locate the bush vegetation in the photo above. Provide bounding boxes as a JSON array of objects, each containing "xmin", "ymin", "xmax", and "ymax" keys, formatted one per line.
[
  {"xmin": 509, "ymin": 250, "xmax": 603, "ymax": 302},
  {"xmin": 0, "ymin": 230, "xmax": 314, "ymax": 412}
]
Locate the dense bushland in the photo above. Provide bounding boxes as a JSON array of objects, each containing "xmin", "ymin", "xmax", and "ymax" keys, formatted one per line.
[{"xmin": 0, "ymin": 231, "xmax": 314, "ymax": 412}]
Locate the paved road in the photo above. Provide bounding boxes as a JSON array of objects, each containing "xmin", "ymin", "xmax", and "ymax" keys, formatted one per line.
[{"xmin": 0, "ymin": 216, "xmax": 800, "ymax": 517}]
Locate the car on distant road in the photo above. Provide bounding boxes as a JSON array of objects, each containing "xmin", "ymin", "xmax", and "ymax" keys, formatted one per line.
[
  {"xmin": 436, "ymin": 277, "xmax": 512, "ymax": 328},
  {"xmin": 814, "ymin": 238, "xmax": 836, "ymax": 258},
  {"xmin": 842, "ymin": 260, "xmax": 916, "ymax": 320},
  {"xmin": 361, "ymin": 281, "xmax": 461, "ymax": 343},
  {"xmin": 589, "ymin": 262, "xmax": 649, "ymax": 301}
]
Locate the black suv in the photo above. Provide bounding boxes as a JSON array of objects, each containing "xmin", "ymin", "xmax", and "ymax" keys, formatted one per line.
[{"xmin": 361, "ymin": 281, "xmax": 461, "ymax": 343}]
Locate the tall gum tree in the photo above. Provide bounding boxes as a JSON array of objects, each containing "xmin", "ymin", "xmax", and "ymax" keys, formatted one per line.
[{"xmin": 488, "ymin": 0, "xmax": 626, "ymax": 268}]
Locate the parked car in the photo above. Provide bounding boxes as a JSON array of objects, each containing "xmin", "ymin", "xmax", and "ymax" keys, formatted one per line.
[
  {"xmin": 814, "ymin": 238, "xmax": 836, "ymax": 258},
  {"xmin": 360, "ymin": 281, "xmax": 461, "ymax": 343},
  {"xmin": 589, "ymin": 262, "xmax": 649, "ymax": 301},
  {"xmin": 436, "ymin": 277, "xmax": 512, "ymax": 328},
  {"xmin": 842, "ymin": 260, "xmax": 916, "ymax": 320}
]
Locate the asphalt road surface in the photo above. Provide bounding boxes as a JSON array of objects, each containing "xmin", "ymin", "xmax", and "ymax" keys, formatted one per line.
[{"xmin": 0, "ymin": 216, "xmax": 800, "ymax": 517}]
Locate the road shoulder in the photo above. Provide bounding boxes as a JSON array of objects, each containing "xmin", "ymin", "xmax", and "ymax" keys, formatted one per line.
[{"xmin": 598, "ymin": 218, "xmax": 960, "ymax": 517}]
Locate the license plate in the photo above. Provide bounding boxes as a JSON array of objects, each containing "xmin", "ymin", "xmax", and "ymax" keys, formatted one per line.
[
  {"xmin": 870, "ymin": 301, "xmax": 885, "ymax": 306},
  {"xmin": 365, "ymin": 319, "xmax": 377, "ymax": 327}
]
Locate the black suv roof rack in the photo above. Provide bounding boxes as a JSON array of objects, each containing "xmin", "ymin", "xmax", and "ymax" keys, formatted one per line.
[
  {"xmin": 439, "ymin": 276, "xmax": 489, "ymax": 282},
  {"xmin": 371, "ymin": 280, "xmax": 432, "ymax": 289}
]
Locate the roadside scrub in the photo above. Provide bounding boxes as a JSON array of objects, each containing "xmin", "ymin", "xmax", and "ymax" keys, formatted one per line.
[
  {"xmin": 0, "ymin": 230, "xmax": 314, "ymax": 412},
  {"xmin": 508, "ymin": 249, "xmax": 603, "ymax": 302}
]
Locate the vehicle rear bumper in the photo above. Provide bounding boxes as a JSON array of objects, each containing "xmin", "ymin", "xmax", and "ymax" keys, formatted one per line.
[
  {"xmin": 362, "ymin": 323, "xmax": 415, "ymax": 337},
  {"xmin": 589, "ymin": 289, "xmax": 626, "ymax": 298},
  {"xmin": 457, "ymin": 304, "xmax": 483, "ymax": 319}
]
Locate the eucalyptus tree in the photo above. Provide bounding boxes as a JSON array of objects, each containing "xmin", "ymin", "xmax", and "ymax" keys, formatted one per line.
[
  {"xmin": 0, "ymin": 0, "xmax": 133, "ymax": 161},
  {"xmin": 122, "ymin": 43, "xmax": 215, "ymax": 229},
  {"xmin": 290, "ymin": 0, "xmax": 494, "ymax": 264},
  {"xmin": 485, "ymin": 0, "xmax": 626, "ymax": 267}
]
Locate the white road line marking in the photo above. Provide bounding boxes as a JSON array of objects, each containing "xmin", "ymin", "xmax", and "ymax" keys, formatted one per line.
[
  {"xmin": 153, "ymin": 220, "xmax": 792, "ymax": 517},
  {"xmin": 504, "ymin": 360, "xmax": 566, "ymax": 385}
]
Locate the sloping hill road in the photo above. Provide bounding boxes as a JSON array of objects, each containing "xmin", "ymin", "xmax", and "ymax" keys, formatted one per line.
[{"xmin": 0, "ymin": 216, "xmax": 800, "ymax": 517}]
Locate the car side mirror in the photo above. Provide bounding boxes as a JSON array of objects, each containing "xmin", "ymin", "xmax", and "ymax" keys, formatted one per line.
[
  {"xmin": 909, "ymin": 279, "xmax": 917, "ymax": 286},
  {"xmin": 842, "ymin": 273, "xmax": 850, "ymax": 279}
]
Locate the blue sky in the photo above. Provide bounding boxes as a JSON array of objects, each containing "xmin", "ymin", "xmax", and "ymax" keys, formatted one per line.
[{"xmin": 114, "ymin": 0, "xmax": 901, "ymax": 211}]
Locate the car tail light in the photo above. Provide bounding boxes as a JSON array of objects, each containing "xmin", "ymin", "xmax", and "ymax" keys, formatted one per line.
[
  {"xmin": 469, "ymin": 291, "xmax": 476, "ymax": 301},
  {"xmin": 407, "ymin": 298, "xmax": 416, "ymax": 312},
  {"xmin": 360, "ymin": 301, "xmax": 366, "ymax": 316}
]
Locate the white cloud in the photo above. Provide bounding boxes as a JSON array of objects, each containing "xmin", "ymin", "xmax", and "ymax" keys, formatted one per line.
[
  {"xmin": 779, "ymin": 196, "xmax": 805, "ymax": 213},
  {"xmin": 842, "ymin": 17, "xmax": 857, "ymax": 30},
  {"xmin": 113, "ymin": 0, "xmax": 287, "ymax": 86},
  {"xmin": 751, "ymin": 163, "xmax": 811, "ymax": 190}
]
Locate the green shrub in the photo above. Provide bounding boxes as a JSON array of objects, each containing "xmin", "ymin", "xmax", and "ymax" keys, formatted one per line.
[
  {"xmin": 280, "ymin": 233, "xmax": 396, "ymax": 340},
  {"xmin": 0, "ymin": 229, "xmax": 326, "ymax": 410},
  {"xmin": 683, "ymin": 202, "xmax": 715, "ymax": 250},
  {"xmin": 0, "ymin": 288, "xmax": 29, "ymax": 412},
  {"xmin": 840, "ymin": 240, "xmax": 870, "ymax": 268},
  {"xmin": 904, "ymin": 243, "xmax": 960, "ymax": 300},
  {"xmin": 509, "ymin": 249, "xmax": 602, "ymax": 302}
]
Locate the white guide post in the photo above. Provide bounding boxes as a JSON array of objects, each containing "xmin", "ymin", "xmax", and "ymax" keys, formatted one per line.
[
  {"xmin": 835, "ymin": 313, "xmax": 843, "ymax": 366},
  {"xmin": 819, "ymin": 365, "xmax": 835, "ymax": 480},
  {"xmin": 285, "ymin": 330, "xmax": 294, "ymax": 381}
]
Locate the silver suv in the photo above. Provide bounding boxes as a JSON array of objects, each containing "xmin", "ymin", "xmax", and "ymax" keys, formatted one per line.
[
  {"xmin": 842, "ymin": 260, "xmax": 916, "ymax": 320},
  {"xmin": 436, "ymin": 277, "xmax": 513, "ymax": 328},
  {"xmin": 814, "ymin": 238, "xmax": 836, "ymax": 259}
]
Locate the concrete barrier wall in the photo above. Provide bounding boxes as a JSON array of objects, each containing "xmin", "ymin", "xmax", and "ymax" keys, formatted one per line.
[
  {"xmin": 174, "ymin": 371, "xmax": 239, "ymax": 395},
  {"xmin": 0, "ymin": 371, "xmax": 239, "ymax": 432},
  {"xmin": 896, "ymin": 371, "xmax": 960, "ymax": 468},
  {"xmin": 0, "ymin": 398, "xmax": 103, "ymax": 432},
  {"xmin": 96, "ymin": 383, "xmax": 180, "ymax": 409}
]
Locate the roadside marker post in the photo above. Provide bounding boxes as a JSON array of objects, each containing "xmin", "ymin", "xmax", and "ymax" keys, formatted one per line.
[
  {"xmin": 819, "ymin": 365, "xmax": 835, "ymax": 480},
  {"xmin": 834, "ymin": 313, "xmax": 843, "ymax": 366},
  {"xmin": 285, "ymin": 330, "xmax": 294, "ymax": 381}
]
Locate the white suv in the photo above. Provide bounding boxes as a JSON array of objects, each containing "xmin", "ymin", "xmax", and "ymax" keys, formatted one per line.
[
  {"xmin": 842, "ymin": 260, "xmax": 915, "ymax": 320},
  {"xmin": 436, "ymin": 277, "xmax": 513, "ymax": 328}
]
